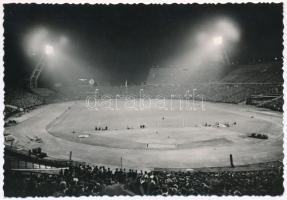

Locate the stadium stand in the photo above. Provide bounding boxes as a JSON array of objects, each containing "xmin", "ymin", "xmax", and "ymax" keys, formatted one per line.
[
  {"xmin": 258, "ymin": 95, "xmax": 283, "ymax": 111},
  {"xmin": 32, "ymin": 88, "xmax": 67, "ymax": 103},
  {"xmin": 4, "ymin": 147, "xmax": 284, "ymax": 197},
  {"xmin": 4, "ymin": 87, "xmax": 68, "ymax": 120},
  {"xmin": 5, "ymin": 88, "xmax": 44, "ymax": 109},
  {"xmin": 52, "ymin": 61, "xmax": 283, "ymax": 111},
  {"xmin": 145, "ymin": 61, "xmax": 283, "ymax": 109},
  {"xmin": 4, "ymin": 88, "xmax": 44, "ymax": 119}
]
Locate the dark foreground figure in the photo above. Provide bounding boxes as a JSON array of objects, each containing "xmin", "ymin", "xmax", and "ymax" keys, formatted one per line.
[{"xmin": 4, "ymin": 162, "xmax": 284, "ymax": 197}]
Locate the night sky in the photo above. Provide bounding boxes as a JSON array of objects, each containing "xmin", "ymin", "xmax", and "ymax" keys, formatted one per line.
[{"xmin": 4, "ymin": 3, "xmax": 283, "ymax": 87}]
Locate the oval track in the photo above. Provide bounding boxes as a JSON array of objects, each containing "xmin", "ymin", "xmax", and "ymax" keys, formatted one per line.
[{"xmin": 7, "ymin": 100, "xmax": 283, "ymax": 169}]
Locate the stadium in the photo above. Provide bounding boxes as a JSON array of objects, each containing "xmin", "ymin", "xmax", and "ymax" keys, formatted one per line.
[{"xmin": 3, "ymin": 3, "xmax": 284, "ymax": 197}]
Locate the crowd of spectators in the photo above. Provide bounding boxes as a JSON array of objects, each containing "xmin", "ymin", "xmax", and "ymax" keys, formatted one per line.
[
  {"xmin": 40, "ymin": 62, "xmax": 284, "ymax": 112},
  {"xmin": 4, "ymin": 89, "xmax": 43, "ymax": 118},
  {"xmin": 57, "ymin": 83, "xmax": 283, "ymax": 112},
  {"xmin": 4, "ymin": 163, "xmax": 283, "ymax": 197},
  {"xmin": 203, "ymin": 84, "xmax": 283, "ymax": 104},
  {"xmin": 258, "ymin": 96, "xmax": 283, "ymax": 112},
  {"xmin": 56, "ymin": 62, "xmax": 283, "ymax": 111},
  {"xmin": 5, "ymin": 89, "xmax": 43, "ymax": 109}
]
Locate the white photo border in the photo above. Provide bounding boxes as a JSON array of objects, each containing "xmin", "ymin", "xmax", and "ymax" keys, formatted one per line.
[{"xmin": 0, "ymin": 1, "xmax": 285, "ymax": 200}]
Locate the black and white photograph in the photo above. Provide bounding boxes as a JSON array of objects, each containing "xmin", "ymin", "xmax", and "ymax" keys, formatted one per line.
[{"xmin": 1, "ymin": 1, "xmax": 285, "ymax": 197}]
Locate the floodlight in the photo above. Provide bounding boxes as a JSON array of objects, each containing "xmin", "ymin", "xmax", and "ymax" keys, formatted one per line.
[
  {"xmin": 45, "ymin": 44, "xmax": 54, "ymax": 55},
  {"xmin": 213, "ymin": 36, "xmax": 223, "ymax": 46}
]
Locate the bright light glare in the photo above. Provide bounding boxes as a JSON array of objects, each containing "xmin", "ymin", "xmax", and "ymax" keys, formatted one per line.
[
  {"xmin": 212, "ymin": 36, "xmax": 223, "ymax": 46},
  {"xmin": 216, "ymin": 19, "xmax": 240, "ymax": 42},
  {"xmin": 24, "ymin": 27, "xmax": 49, "ymax": 57},
  {"xmin": 45, "ymin": 44, "xmax": 54, "ymax": 55},
  {"xmin": 160, "ymin": 17, "xmax": 240, "ymax": 85},
  {"xmin": 59, "ymin": 36, "xmax": 68, "ymax": 45}
]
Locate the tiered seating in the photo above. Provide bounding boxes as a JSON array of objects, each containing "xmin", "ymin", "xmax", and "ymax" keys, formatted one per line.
[
  {"xmin": 9, "ymin": 62, "xmax": 280, "ymax": 112},
  {"xmin": 4, "ymin": 162, "xmax": 283, "ymax": 197},
  {"xmin": 32, "ymin": 88, "xmax": 55, "ymax": 97},
  {"xmin": 5, "ymin": 89, "xmax": 43, "ymax": 110},
  {"xmin": 258, "ymin": 95, "xmax": 283, "ymax": 111},
  {"xmin": 32, "ymin": 88, "xmax": 66, "ymax": 103}
]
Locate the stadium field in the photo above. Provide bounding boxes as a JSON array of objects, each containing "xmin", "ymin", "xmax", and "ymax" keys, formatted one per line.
[{"xmin": 7, "ymin": 99, "xmax": 283, "ymax": 170}]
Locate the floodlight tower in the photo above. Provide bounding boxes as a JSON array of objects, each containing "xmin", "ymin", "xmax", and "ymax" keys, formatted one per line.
[{"xmin": 29, "ymin": 44, "xmax": 54, "ymax": 89}]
